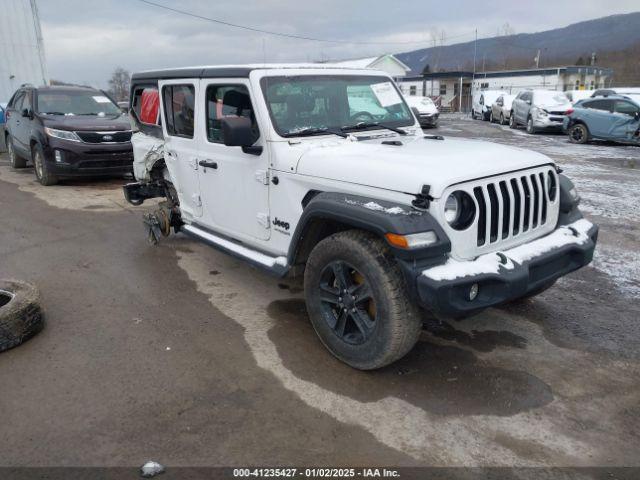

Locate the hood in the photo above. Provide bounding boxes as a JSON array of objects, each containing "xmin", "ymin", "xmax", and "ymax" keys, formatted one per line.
[
  {"xmin": 295, "ymin": 135, "xmax": 554, "ymax": 198},
  {"xmin": 39, "ymin": 114, "xmax": 130, "ymax": 131}
]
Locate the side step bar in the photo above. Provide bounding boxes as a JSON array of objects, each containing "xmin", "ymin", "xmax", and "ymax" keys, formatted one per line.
[{"xmin": 182, "ymin": 224, "xmax": 289, "ymax": 277}]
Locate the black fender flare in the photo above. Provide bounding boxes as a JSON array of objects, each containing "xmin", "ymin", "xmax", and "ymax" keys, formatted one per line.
[{"xmin": 287, "ymin": 192, "xmax": 451, "ymax": 265}]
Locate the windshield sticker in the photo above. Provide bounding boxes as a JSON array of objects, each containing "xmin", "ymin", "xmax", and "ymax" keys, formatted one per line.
[
  {"xmin": 370, "ymin": 82, "xmax": 402, "ymax": 108},
  {"xmin": 92, "ymin": 96, "xmax": 112, "ymax": 103}
]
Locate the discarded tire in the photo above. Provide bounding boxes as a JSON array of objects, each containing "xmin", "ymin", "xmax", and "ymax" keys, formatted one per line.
[{"xmin": 0, "ymin": 280, "xmax": 44, "ymax": 353}]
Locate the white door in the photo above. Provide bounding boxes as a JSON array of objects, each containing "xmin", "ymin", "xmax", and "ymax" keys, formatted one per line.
[
  {"xmin": 158, "ymin": 79, "xmax": 202, "ymax": 220},
  {"xmin": 196, "ymin": 79, "xmax": 270, "ymax": 241}
]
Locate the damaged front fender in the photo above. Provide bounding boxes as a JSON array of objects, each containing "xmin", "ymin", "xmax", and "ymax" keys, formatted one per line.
[{"xmin": 131, "ymin": 131, "xmax": 165, "ymax": 182}]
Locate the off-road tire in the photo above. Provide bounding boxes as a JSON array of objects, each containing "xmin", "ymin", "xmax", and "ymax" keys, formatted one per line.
[
  {"xmin": 32, "ymin": 143, "xmax": 58, "ymax": 186},
  {"xmin": 509, "ymin": 113, "xmax": 517, "ymax": 129},
  {"xmin": 304, "ymin": 230, "xmax": 422, "ymax": 370},
  {"xmin": 569, "ymin": 123, "xmax": 589, "ymax": 144},
  {"xmin": 0, "ymin": 280, "xmax": 44, "ymax": 353},
  {"xmin": 7, "ymin": 135, "xmax": 27, "ymax": 169},
  {"xmin": 526, "ymin": 116, "xmax": 537, "ymax": 134}
]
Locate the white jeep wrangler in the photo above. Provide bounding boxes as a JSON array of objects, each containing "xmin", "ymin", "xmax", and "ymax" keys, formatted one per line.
[{"xmin": 123, "ymin": 65, "xmax": 598, "ymax": 370}]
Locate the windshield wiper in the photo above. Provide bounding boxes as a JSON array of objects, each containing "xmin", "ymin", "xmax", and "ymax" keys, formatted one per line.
[
  {"xmin": 341, "ymin": 121, "xmax": 407, "ymax": 135},
  {"xmin": 285, "ymin": 127, "xmax": 348, "ymax": 138}
]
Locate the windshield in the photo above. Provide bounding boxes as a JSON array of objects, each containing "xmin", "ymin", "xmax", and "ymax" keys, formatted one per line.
[
  {"xmin": 261, "ymin": 75, "xmax": 414, "ymax": 137},
  {"xmin": 36, "ymin": 90, "xmax": 121, "ymax": 116},
  {"xmin": 534, "ymin": 91, "xmax": 570, "ymax": 106}
]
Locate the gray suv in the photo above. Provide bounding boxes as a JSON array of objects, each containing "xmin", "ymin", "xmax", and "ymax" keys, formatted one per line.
[{"xmin": 510, "ymin": 89, "xmax": 572, "ymax": 134}]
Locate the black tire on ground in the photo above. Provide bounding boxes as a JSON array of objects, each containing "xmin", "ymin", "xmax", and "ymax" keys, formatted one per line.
[
  {"xmin": 569, "ymin": 123, "xmax": 590, "ymax": 144},
  {"xmin": 489, "ymin": 111, "xmax": 494, "ymax": 123},
  {"xmin": 0, "ymin": 280, "xmax": 44, "ymax": 353},
  {"xmin": 500, "ymin": 113, "xmax": 505, "ymax": 125},
  {"xmin": 509, "ymin": 113, "xmax": 517, "ymax": 129},
  {"xmin": 471, "ymin": 109, "xmax": 476, "ymax": 119},
  {"xmin": 6, "ymin": 135, "xmax": 28, "ymax": 169},
  {"xmin": 304, "ymin": 230, "xmax": 422, "ymax": 370},
  {"xmin": 32, "ymin": 143, "xmax": 58, "ymax": 186},
  {"xmin": 526, "ymin": 116, "xmax": 537, "ymax": 134}
]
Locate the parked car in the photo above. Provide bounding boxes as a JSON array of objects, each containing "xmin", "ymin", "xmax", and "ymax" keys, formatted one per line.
[
  {"xmin": 4, "ymin": 85, "xmax": 133, "ymax": 185},
  {"xmin": 564, "ymin": 90, "xmax": 593, "ymax": 104},
  {"xmin": 123, "ymin": 64, "xmax": 597, "ymax": 370},
  {"xmin": 510, "ymin": 89, "xmax": 572, "ymax": 134},
  {"xmin": 472, "ymin": 90, "xmax": 505, "ymax": 120},
  {"xmin": 489, "ymin": 94, "xmax": 516, "ymax": 125},
  {"xmin": 0, "ymin": 102, "xmax": 7, "ymax": 125},
  {"xmin": 0, "ymin": 102, "xmax": 6, "ymax": 152},
  {"xmin": 592, "ymin": 87, "xmax": 640, "ymax": 98},
  {"xmin": 563, "ymin": 95, "xmax": 640, "ymax": 145},
  {"xmin": 404, "ymin": 95, "xmax": 439, "ymax": 128}
]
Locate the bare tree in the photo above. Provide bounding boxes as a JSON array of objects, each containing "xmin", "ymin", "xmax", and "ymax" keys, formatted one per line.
[{"xmin": 108, "ymin": 67, "xmax": 131, "ymax": 102}]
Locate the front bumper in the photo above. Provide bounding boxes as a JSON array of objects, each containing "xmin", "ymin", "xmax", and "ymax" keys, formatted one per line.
[
  {"xmin": 418, "ymin": 113, "xmax": 439, "ymax": 127},
  {"xmin": 416, "ymin": 219, "xmax": 598, "ymax": 318},
  {"xmin": 43, "ymin": 139, "xmax": 133, "ymax": 177},
  {"xmin": 533, "ymin": 115, "xmax": 566, "ymax": 130}
]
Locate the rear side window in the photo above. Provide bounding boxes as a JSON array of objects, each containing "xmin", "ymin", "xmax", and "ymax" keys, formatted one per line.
[
  {"xmin": 582, "ymin": 99, "xmax": 613, "ymax": 112},
  {"xmin": 162, "ymin": 84, "xmax": 195, "ymax": 138}
]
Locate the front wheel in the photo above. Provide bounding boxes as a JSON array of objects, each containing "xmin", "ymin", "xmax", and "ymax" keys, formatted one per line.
[
  {"xmin": 304, "ymin": 231, "xmax": 422, "ymax": 370},
  {"xmin": 32, "ymin": 144, "xmax": 58, "ymax": 186},
  {"xmin": 509, "ymin": 113, "xmax": 517, "ymax": 129},
  {"xmin": 489, "ymin": 111, "xmax": 494, "ymax": 123},
  {"xmin": 500, "ymin": 113, "xmax": 505, "ymax": 125},
  {"xmin": 526, "ymin": 116, "xmax": 537, "ymax": 134},
  {"xmin": 7, "ymin": 136, "xmax": 27, "ymax": 169},
  {"xmin": 569, "ymin": 123, "xmax": 589, "ymax": 144}
]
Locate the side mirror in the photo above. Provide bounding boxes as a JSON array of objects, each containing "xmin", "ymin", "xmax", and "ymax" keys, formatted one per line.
[
  {"xmin": 21, "ymin": 108, "xmax": 32, "ymax": 118},
  {"xmin": 221, "ymin": 117, "xmax": 262, "ymax": 155}
]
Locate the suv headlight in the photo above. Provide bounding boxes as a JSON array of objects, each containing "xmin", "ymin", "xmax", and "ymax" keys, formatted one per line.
[
  {"xmin": 444, "ymin": 191, "xmax": 476, "ymax": 230},
  {"xmin": 532, "ymin": 107, "xmax": 548, "ymax": 118},
  {"xmin": 44, "ymin": 127, "xmax": 81, "ymax": 142}
]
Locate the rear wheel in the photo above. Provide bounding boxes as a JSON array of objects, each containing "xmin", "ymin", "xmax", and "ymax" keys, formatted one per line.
[
  {"xmin": 304, "ymin": 231, "xmax": 422, "ymax": 370},
  {"xmin": 32, "ymin": 144, "xmax": 58, "ymax": 186},
  {"xmin": 569, "ymin": 123, "xmax": 589, "ymax": 144},
  {"xmin": 7, "ymin": 136, "xmax": 27, "ymax": 169}
]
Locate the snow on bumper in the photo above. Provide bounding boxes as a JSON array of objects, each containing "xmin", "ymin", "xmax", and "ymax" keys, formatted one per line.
[{"xmin": 417, "ymin": 219, "xmax": 598, "ymax": 317}]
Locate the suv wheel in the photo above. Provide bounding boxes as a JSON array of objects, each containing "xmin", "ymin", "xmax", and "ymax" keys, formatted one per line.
[
  {"xmin": 7, "ymin": 136, "xmax": 27, "ymax": 169},
  {"xmin": 32, "ymin": 144, "xmax": 58, "ymax": 186},
  {"xmin": 304, "ymin": 230, "xmax": 422, "ymax": 370},
  {"xmin": 526, "ymin": 116, "xmax": 536, "ymax": 134},
  {"xmin": 500, "ymin": 113, "xmax": 505, "ymax": 125},
  {"xmin": 569, "ymin": 123, "xmax": 589, "ymax": 144},
  {"xmin": 489, "ymin": 111, "xmax": 494, "ymax": 123},
  {"xmin": 509, "ymin": 113, "xmax": 517, "ymax": 129}
]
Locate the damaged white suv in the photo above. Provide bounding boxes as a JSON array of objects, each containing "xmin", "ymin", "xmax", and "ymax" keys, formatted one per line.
[{"xmin": 124, "ymin": 65, "xmax": 598, "ymax": 370}]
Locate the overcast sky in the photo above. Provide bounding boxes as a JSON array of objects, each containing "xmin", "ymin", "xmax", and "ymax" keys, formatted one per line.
[{"xmin": 37, "ymin": 0, "xmax": 639, "ymax": 88}]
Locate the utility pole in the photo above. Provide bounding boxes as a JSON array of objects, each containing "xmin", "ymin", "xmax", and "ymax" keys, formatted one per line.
[
  {"xmin": 535, "ymin": 49, "xmax": 541, "ymax": 69},
  {"xmin": 472, "ymin": 28, "xmax": 477, "ymax": 105}
]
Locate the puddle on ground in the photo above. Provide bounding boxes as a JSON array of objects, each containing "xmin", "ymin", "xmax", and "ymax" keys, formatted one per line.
[
  {"xmin": 423, "ymin": 317, "xmax": 527, "ymax": 352},
  {"xmin": 266, "ymin": 298, "xmax": 553, "ymax": 417}
]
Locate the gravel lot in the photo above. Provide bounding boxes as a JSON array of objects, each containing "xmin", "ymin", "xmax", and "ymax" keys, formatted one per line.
[{"xmin": 0, "ymin": 114, "xmax": 638, "ymax": 471}]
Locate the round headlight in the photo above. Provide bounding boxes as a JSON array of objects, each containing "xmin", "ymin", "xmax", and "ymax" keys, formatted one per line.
[
  {"xmin": 444, "ymin": 194, "xmax": 460, "ymax": 223},
  {"xmin": 547, "ymin": 171, "xmax": 557, "ymax": 201},
  {"xmin": 444, "ymin": 191, "xmax": 476, "ymax": 230}
]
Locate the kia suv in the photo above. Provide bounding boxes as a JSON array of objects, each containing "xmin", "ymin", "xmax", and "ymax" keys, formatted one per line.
[{"xmin": 4, "ymin": 85, "xmax": 133, "ymax": 185}]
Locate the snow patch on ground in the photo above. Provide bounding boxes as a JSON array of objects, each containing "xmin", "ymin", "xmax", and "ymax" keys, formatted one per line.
[{"xmin": 592, "ymin": 244, "xmax": 640, "ymax": 298}]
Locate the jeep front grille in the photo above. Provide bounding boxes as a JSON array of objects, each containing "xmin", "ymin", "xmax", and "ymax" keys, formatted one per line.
[{"xmin": 440, "ymin": 166, "xmax": 560, "ymax": 260}]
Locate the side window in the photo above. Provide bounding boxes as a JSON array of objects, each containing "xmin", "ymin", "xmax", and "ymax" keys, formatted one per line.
[
  {"xmin": 523, "ymin": 92, "xmax": 532, "ymax": 102},
  {"xmin": 205, "ymin": 84, "xmax": 259, "ymax": 144},
  {"xmin": 162, "ymin": 84, "xmax": 195, "ymax": 138},
  {"xmin": 12, "ymin": 92, "xmax": 25, "ymax": 111},
  {"xmin": 583, "ymin": 99, "xmax": 612, "ymax": 112},
  {"xmin": 132, "ymin": 86, "xmax": 161, "ymax": 125},
  {"xmin": 614, "ymin": 101, "xmax": 639, "ymax": 116}
]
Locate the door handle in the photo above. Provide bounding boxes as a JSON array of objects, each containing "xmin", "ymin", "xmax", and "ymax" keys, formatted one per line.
[{"xmin": 198, "ymin": 160, "xmax": 218, "ymax": 169}]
